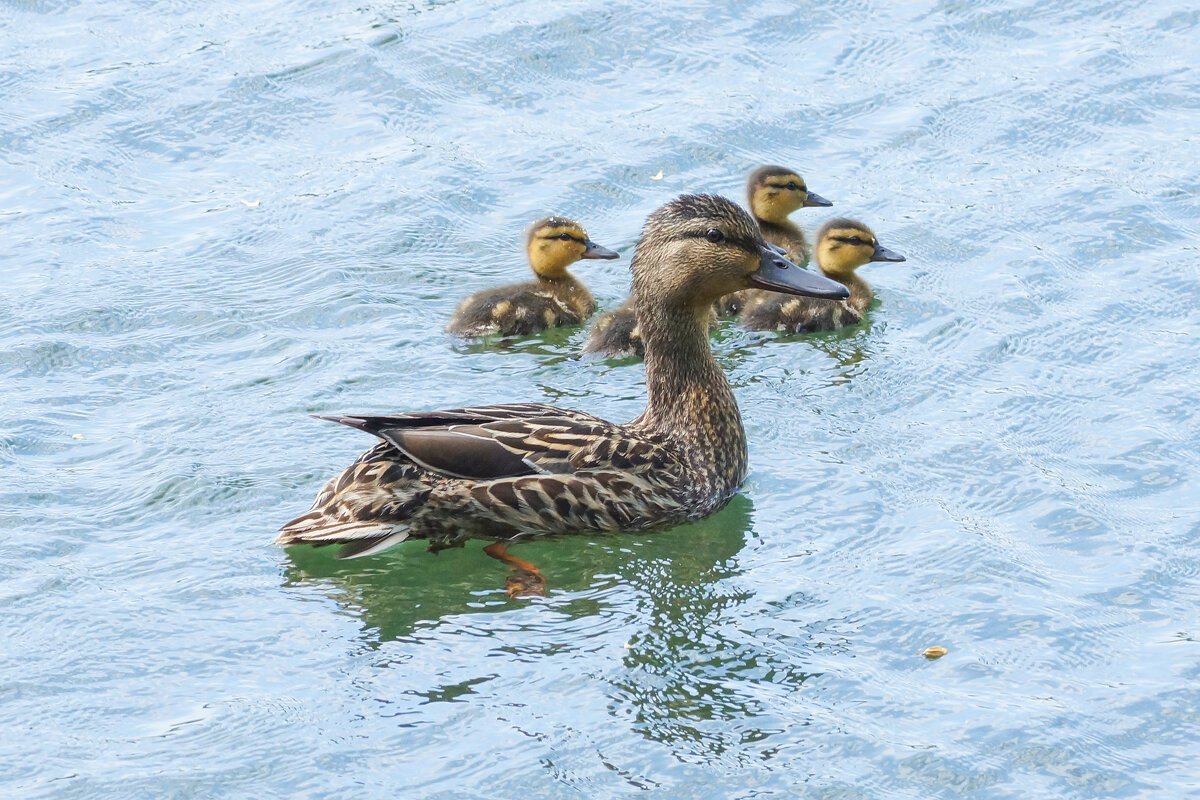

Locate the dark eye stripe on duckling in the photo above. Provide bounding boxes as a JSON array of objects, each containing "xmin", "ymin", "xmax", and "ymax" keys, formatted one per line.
[
  {"xmin": 536, "ymin": 225, "xmax": 587, "ymax": 242},
  {"xmin": 830, "ymin": 235, "xmax": 875, "ymax": 246},
  {"xmin": 765, "ymin": 180, "xmax": 806, "ymax": 192}
]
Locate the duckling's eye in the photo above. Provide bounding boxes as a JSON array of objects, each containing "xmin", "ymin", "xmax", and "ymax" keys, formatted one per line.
[
  {"xmin": 705, "ymin": 229, "xmax": 726, "ymax": 244},
  {"xmin": 846, "ymin": 236, "xmax": 866, "ymax": 246},
  {"xmin": 785, "ymin": 182, "xmax": 801, "ymax": 191},
  {"xmin": 557, "ymin": 233, "xmax": 575, "ymax": 241}
]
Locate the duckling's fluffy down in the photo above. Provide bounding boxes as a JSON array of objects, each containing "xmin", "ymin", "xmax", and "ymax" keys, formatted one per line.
[
  {"xmin": 583, "ymin": 305, "xmax": 644, "ymax": 358},
  {"xmin": 448, "ymin": 282, "xmax": 593, "ymax": 337},
  {"xmin": 739, "ymin": 293, "xmax": 863, "ymax": 333}
]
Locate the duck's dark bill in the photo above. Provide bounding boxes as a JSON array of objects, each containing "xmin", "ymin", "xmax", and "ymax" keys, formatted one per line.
[
  {"xmin": 582, "ymin": 241, "xmax": 620, "ymax": 259},
  {"xmin": 870, "ymin": 244, "xmax": 906, "ymax": 263},
  {"xmin": 803, "ymin": 191, "xmax": 833, "ymax": 208},
  {"xmin": 749, "ymin": 245, "xmax": 849, "ymax": 300}
]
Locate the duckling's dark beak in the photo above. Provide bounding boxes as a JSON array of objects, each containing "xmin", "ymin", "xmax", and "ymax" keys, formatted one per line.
[
  {"xmin": 581, "ymin": 240, "xmax": 620, "ymax": 260},
  {"xmin": 803, "ymin": 191, "xmax": 833, "ymax": 208},
  {"xmin": 870, "ymin": 244, "xmax": 906, "ymax": 263},
  {"xmin": 749, "ymin": 244, "xmax": 849, "ymax": 300}
]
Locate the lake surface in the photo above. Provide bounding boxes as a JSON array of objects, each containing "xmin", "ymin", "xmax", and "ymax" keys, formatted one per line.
[{"xmin": 3, "ymin": 0, "xmax": 1199, "ymax": 796}]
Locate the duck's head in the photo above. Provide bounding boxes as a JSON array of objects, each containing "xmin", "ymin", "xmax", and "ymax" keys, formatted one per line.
[
  {"xmin": 525, "ymin": 216, "xmax": 619, "ymax": 278},
  {"xmin": 632, "ymin": 195, "xmax": 849, "ymax": 308},
  {"xmin": 746, "ymin": 165, "xmax": 832, "ymax": 224},
  {"xmin": 815, "ymin": 217, "xmax": 906, "ymax": 279}
]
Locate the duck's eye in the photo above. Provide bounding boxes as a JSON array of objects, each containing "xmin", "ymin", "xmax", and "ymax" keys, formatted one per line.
[
  {"xmin": 705, "ymin": 229, "xmax": 725, "ymax": 244},
  {"xmin": 785, "ymin": 182, "xmax": 800, "ymax": 191},
  {"xmin": 557, "ymin": 233, "xmax": 575, "ymax": 241}
]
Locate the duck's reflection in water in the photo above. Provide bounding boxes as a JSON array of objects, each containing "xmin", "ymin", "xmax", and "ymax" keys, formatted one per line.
[
  {"xmin": 281, "ymin": 496, "xmax": 823, "ymax": 764},
  {"xmin": 280, "ymin": 495, "xmax": 754, "ymax": 644},
  {"xmin": 606, "ymin": 502, "xmax": 823, "ymax": 765}
]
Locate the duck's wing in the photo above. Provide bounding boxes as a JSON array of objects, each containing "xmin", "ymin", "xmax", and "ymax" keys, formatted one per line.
[
  {"xmin": 285, "ymin": 405, "xmax": 689, "ymax": 552},
  {"xmin": 467, "ymin": 466, "xmax": 689, "ymax": 535},
  {"xmin": 316, "ymin": 403, "xmax": 632, "ymax": 481},
  {"xmin": 322, "ymin": 402, "xmax": 604, "ymax": 428}
]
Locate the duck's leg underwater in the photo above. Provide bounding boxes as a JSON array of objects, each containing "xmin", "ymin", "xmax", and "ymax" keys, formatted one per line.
[{"xmin": 483, "ymin": 542, "xmax": 547, "ymax": 599}]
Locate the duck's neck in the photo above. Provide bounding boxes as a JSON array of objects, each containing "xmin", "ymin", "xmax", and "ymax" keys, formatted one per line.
[
  {"xmin": 538, "ymin": 269, "xmax": 593, "ymax": 314},
  {"xmin": 632, "ymin": 297, "xmax": 747, "ymax": 498},
  {"xmin": 830, "ymin": 271, "xmax": 872, "ymax": 314},
  {"xmin": 535, "ymin": 268, "xmax": 573, "ymax": 285},
  {"xmin": 756, "ymin": 217, "xmax": 810, "ymax": 265}
]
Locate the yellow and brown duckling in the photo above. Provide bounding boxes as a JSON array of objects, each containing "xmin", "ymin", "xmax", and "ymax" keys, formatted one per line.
[
  {"xmin": 446, "ymin": 216, "xmax": 618, "ymax": 337},
  {"xmin": 582, "ymin": 297, "xmax": 717, "ymax": 360},
  {"xmin": 716, "ymin": 164, "xmax": 833, "ymax": 316},
  {"xmin": 741, "ymin": 217, "xmax": 905, "ymax": 333},
  {"xmin": 278, "ymin": 195, "xmax": 848, "ymax": 579},
  {"xmin": 582, "ymin": 297, "xmax": 644, "ymax": 358}
]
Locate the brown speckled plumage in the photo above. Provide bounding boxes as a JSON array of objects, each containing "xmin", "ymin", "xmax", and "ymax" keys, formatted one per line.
[{"xmin": 279, "ymin": 195, "xmax": 843, "ymax": 558}]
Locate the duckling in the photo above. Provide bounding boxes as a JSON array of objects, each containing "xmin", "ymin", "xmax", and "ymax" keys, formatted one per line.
[
  {"xmin": 447, "ymin": 216, "xmax": 618, "ymax": 337},
  {"xmin": 582, "ymin": 298, "xmax": 717, "ymax": 359},
  {"xmin": 715, "ymin": 164, "xmax": 833, "ymax": 316},
  {"xmin": 582, "ymin": 297, "xmax": 644, "ymax": 358},
  {"xmin": 740, "ymin": 217, "xmax": 905, "ymax": 333},
  {"xmin": 278, "ymin": 195, "xmax": 848, "ymax": 570}
]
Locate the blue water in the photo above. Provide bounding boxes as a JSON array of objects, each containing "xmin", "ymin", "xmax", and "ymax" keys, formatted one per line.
[{"xmin": 3, "ymin": 0, "xmax": 1200, "ymax": 797}]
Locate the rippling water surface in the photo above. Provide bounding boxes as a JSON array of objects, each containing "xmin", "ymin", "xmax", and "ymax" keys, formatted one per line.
[{"xmin": 3, "ymin": 0, "xmax": 1199, "ymax": 796}]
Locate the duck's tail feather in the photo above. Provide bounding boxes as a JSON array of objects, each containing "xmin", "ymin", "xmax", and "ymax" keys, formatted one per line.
[
  {"xmin": 276, "ymin": 485, "xmax": 431, "ymax": 558},
  {"xmin": 276, "ymin": 514, "xmax": 391, "ymax": 542},
  {"xmin": 275, "ymin": 438, "xmax": 435, "ymax": 559},
  {"xmin": 335, "ymin": 533, "xmax": 411, "ymax": 559},
  {"xmin": 275, "ymin": 515, "xmax": 414, "ymax": 558}
]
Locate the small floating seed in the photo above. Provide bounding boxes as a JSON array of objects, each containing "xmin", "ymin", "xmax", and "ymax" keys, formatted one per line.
[
  {"xmin": 651, "ymin": 170, "xmax": 664, "ymax": 181},
  {"xmin": 922, "ymin": 646, "xmax": 948, "ymax": 660}
]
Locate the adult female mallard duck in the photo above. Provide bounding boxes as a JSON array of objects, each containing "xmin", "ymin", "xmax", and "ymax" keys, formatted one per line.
[
  {"xmin": 741, "ymin": 217, "xmax": 905, "ymax": 333},
  {"xmin": 716, "ymin": 164, "xmax": 833, "ymax": 316},
  {"xmin": 278, "ymin": 195, "xmax": 848, "ymax": 579},
  {"xmin": 446, "ymin": 216, "xmax": 618, "ymax": 337}
]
